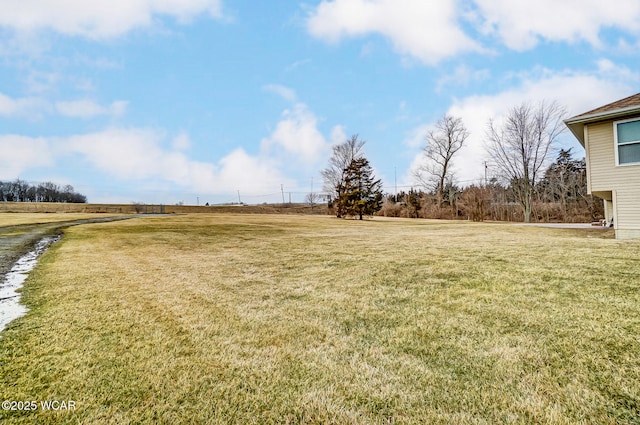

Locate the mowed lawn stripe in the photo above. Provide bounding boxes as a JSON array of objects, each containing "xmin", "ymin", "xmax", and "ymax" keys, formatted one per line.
[{"xmin": 1, "ymin": 214, "xmax": 638, "ymax": 424}]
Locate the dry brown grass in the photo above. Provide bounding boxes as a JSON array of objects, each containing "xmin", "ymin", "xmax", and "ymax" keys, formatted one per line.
[
  {"xmin": 0, "ymin": 213, "xmax": 126, "ymax": 227},
  {"xmin": 1, "ymin": 214, "xmax": 638, "ymax": 424},
  {"xmin": 0, "ymin": 202, "xmax": 327, "ymax": 215}
]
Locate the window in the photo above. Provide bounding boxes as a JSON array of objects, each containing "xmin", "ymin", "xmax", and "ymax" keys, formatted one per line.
[{"xmin": 616, "ymin": 118, "xmax": 640, "ymax": 165}]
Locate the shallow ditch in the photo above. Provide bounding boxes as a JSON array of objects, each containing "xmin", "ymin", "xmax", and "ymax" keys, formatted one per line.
[
  {"xmin": 0, "ymin": 215, "xmax": 146, "ymax": 334},
  {"xmin": 0, "ymin": 235, "xmax": 60, "ymax": 333}
]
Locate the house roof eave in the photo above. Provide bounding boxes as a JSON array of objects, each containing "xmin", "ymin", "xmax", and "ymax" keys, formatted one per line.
[
  {"xmin": 564, "ymin": 104, "xmax": 640, "ymax": 147},
  {"xmin": 564, "ymin": 120, "xmax": 586, "ymax": 146}
]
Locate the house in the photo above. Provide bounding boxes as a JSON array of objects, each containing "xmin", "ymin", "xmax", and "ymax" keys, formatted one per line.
[{"xmin": 565, "ymin": 93, "xmax": 640, "ymax": 239}]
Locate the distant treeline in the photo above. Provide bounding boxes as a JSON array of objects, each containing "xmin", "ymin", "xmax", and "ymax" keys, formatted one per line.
[
  {"xmin": 0, "ymin": 179, "xmax": 87, "ymax": 203},
  {"xmin": 377, "ymin": 149, "xmax": 603, "ymax": 223}
]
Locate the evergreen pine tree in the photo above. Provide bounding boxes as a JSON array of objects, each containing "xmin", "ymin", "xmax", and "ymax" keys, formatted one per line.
[{"xmin": 337, "ymin": 157, "xmax": 383, "ymax": 220}]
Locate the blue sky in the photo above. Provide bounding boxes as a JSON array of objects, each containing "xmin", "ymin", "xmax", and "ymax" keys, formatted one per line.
[{"xmin": 0, "ymin": 0, "xmax": 638, "ymax": 204}]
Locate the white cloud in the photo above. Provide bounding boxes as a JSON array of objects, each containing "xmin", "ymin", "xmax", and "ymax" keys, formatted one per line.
[
  {"xmin": 0, "ymin": 85, "xmax": 332, "ymax": 198},
  {"xmin": 65, "ymin": 128, "xmax": 168, "ymax": 179},
  {"xmin": 307, "ymin": 0, "xmax": 640, "ymax": 63},
  {"xmin": 0, "ymin": 126, "xmax": 293, "ymax": 199},
  {"xmin": 436, "ymin": 65, "xmax": 491, "ymax": 92},
  {"xmin": 263, "ymin": 84, "xmax": 297, "ymax": 102},
  {"xmin": 307, "ymin": 0, "xmax": 481, "ymax": 65},
  {"xmin": 0, "ymin": 135, "xmax": 53, "ymax": 179},
  {"xmin": 329, "ymin": 125, "xmax": 347, "ymax": 146},
  {"xmin": 404, "ymin": 123, "xmax": 431, "ymax": 150},
  {"xmin": 407, "ymin": 62, "xmax": 639, "ymax": 187},
  {"xmin": 0, "ymin": 92, "xmax": 48, "ymax": 118},
  {"xmin": 217, "ymin": 148, "xmax": 290, "ymax": 193},
  {"xmin": 55, "ymin": 100, "xmax": 128, "ymax": 119},
  {"xmin": 474, "ymin": 0, "xmax": 640, "ymax": 50},
  {"xmin": 0, "ymin": 31, "xmax": 51, "ymax": 57},
  {"xmin": 62, "ymin": 128, "xmax": 290, "ymax": 195},
  {"xmin": 172, "ymin": 132, "xmax": 192, "ymax": 150},
  {"xmin": 261, "ymin": 103, "xmax": 334, "ymax": 162},
  {"xmin": 24, "ymin": 70, "xmax": 61, "ymax": 95},
  {"xmin": 286, "ymin": 59, "xmax": 311, "ymax": 72},
  {"xmin": 260, "ymin": 89, "xmax": 346, "ymax": 165},
  {"xmin": 0, "ymin": 93, "xmax": 128, "ymax": 120},
  {"xmin": 0, "ymin": 0, "xmax": 224, "ymax": 39}
]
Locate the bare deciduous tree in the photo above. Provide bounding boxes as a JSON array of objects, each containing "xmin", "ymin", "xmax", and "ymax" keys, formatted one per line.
[
  {"xmin": 485, "ymin": 100, "xmax": 567, "ymax": 222},
  {"xmin": 460, "ymin": 185, "xmax": 492, "ymax": 221},
  {"xmin": 305, "ymin": 192, "xmax": 320, "ymax": 210},
  {"xmin": 415, "ymin": 115, "xmax": 468, "ymax": 206},
  {"xmin": 322, "ymin": 134, "xmax": 366, "ymax": 217}
]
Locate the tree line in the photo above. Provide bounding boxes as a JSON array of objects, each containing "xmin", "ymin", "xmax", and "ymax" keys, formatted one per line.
[
  {"xmin": 322, "ymin": 100, "xmax": 604, "ymax": 223},
  {"xmin": 379, "ymin": 148, "xmax": 602, "ymax": 222},
  {"xmin": 0, "ymin": 179, "xmax": 87, "ymax": 203}
]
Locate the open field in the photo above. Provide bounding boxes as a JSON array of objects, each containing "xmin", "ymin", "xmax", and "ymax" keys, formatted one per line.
[
  {"xmin": 0, "ymin": 202, "xmax": 328, "ymax": 215},
  {"xmin": 1, "ymin": 214, "xmax": 638, "ymax": 424},
  {"xmin": 0, "ymin": 213, "xmax": 126, "ymax": 227}
]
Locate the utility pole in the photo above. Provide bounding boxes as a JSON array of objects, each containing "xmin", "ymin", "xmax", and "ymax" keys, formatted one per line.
[
  {"xmin": 394, "ymin": 166, "xmax": 397, "ymax": 202},
  {"xmin": 310, "ymin": 177, "xmax": 314, "ymax": 210},
  {"xmin": 197, "ymin": 196, "xmax": 199, "ymax": 206},
  {"xmin": 484, "ymin": 162, "xmax": 488, "ymax": 186},
  {"xmin": 281, "ymin": 184, "xmax": 285, "ymax": 205}
]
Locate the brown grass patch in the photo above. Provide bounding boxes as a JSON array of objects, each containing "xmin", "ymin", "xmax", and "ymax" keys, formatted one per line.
[{"xmin": 1, "ymin": 214, "xmax": 638, "ymax": 424}]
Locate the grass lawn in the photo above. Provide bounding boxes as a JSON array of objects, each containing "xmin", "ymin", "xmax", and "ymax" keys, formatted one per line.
[{"xmin": 1, "ymin": 214, "xmax": 639, "ymax": 424}]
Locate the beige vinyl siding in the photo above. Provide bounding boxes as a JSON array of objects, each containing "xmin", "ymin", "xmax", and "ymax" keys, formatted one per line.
[
  {"xmin": 587, "ymin": 121, "xmax": 617, "ymax": 191},
  {"xmin": 583, "ymin": 125, "xmax": 592, "ymax": 193},
  {"xmin": 586, "ymin": 119, "xmax": 640, "ymax": 231},
  {"xmin": 616, "ymin": 188, "xmax": 640, "ymax": 231}
]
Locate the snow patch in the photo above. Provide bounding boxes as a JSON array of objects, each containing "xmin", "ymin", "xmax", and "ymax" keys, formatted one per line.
[{"xmin": 0, "ymin": 236, "xmax": 60, "ymax": 335}]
